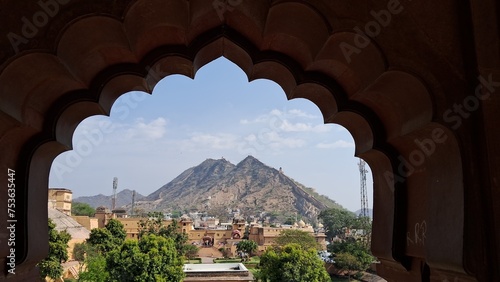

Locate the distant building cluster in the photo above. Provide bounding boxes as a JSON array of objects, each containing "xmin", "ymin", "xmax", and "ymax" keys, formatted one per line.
[
  {"xmin": 91, "ymin": 208, "xmax": 327, "ymax": 256},
  {"xmin": 47, "ymin": 187, "xmax": 327, "ymax": 279}
]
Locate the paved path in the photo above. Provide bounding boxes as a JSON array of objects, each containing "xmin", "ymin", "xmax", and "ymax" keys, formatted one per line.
[
  {"xmin": 200, "ymin": 257, "xmax": 214, "ymax": 264},
  {"xmin": 198, "ymin": 246, "xmax": 222, "ymax": 257},
  {"xmin": 197, "ymin": 246, "xmax": 222, "ymax": 264}
]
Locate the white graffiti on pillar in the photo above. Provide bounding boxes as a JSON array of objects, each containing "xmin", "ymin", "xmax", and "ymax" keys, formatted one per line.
[{"xmin": 407, "ymin": 220, "xmax": 427, "ymax": 246}]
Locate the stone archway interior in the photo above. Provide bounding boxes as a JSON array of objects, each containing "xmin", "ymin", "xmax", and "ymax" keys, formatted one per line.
[{"xmin": 0, "ymin": 1, "xmax": 498, "ymax": 281}]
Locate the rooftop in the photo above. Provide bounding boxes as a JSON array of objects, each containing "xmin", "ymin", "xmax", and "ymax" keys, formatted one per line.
[
  {"xmin": 48, "ymin": 188, "xmax": 72, "ymax": 193},
  {"xmin": 183, "ymin": 263, "xmax": 253, "ymax": 281},
  {"xmin": 48, "ymin": 208, "xmax": 90, "ymax": 239}
]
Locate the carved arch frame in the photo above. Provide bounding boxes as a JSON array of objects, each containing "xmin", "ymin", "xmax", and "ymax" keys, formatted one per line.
[{"xmin": 0, "ymin": 1, "xmax": 469, "ymax": 280}]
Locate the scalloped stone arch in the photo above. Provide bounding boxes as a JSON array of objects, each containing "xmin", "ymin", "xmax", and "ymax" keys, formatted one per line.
[{"xmin": 0, "ymin": 1, "xmax": 484, "ymax": 281}]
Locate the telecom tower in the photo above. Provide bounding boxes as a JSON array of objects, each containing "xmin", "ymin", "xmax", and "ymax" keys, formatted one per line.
[
  {"xmin": 112, "ymin": 177, "xmax": 118, "ymax": 210},
  {"xmin": 358, "ymin": 159, "xmax": 369, "ymax": 218}
]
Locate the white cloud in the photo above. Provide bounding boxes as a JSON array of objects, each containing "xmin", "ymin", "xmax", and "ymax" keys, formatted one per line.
[
  {"xmin": 287, "ymin": 109, "xmax": 317, "ymax": 119},
  {"xmin": 244, "ymin": 134, "xmax": 257, "ymax": 142},
  {"xmin": 239, "ymin": 115, "xmax": 269, "ymax": 125},
  {"xmin": 279, "ymin": 120, "xmax": 330, "ymax": 133},
  {"xmin": 125, "ymin": 117, "xmax": 167, "ymax": 140},
  {"xmin": 188, "ymin": 133, "xmax": 240, "ymax": 150},
  {"xmin": 239, "ymin": 109, "xmax": 294, "ymax": 125},
  {"xmin": 264, "ymin": 131, "xmax": 306, "ymax": 149},
  {"xmin": 240, "ymin": 108, "xmax": 328, "ymax": 133},
  {"xmin": 270, "ymin": 109, "xmax": 283, "ymax": 116},
  {"xmin": 316, "ymin": 140, "xmax": 355, "ymax": 149}
]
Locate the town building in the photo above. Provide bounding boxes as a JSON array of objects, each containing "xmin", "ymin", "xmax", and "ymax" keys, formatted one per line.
[
  {"xmin": 93, "ymin": 207, "xmax": 326, "ymax": 256},
  {"xmin": 48, "ymin": 208, "xmax": 90, "ymax": 281},
  {"xmin": 248, "ymin": 220, "xmax": 327, "ymax": 253},
  {"xmin": 48, "ymin": 188, "xmax": 73, "ymax": 215},
  {"xmin": 72, "ymin": 216, "xmax": 98, "ymax": 231},
  {"xmin": 93, "ymin": 206, "xmax": 116, "ymax": 228},
  {"xmin": 48, "ymin": 208, "xmax": 90, "ymax": 260}
]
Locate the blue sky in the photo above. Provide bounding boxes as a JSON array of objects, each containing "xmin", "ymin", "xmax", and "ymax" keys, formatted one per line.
[{"xmin": 49, "ymin": 58, "xmax": 373, "ymax": 212}]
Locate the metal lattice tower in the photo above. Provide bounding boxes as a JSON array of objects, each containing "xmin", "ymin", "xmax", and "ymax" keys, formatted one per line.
[
  {"xmin": 112, "ymin": 177, "xmax": 118, "ymax": 210},
  {"xmin": 358, "ymin": 159, "xmax": 369, "ymax": 218}
]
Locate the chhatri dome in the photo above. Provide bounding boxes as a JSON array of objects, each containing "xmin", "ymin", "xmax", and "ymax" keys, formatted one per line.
[{"xmin": 298, "ymin": 220, "xmax": 306, "ymax": 227}]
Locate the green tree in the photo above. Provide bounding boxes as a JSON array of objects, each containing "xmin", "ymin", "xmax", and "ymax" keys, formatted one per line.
[
  {"xmin": 159, "ymin": 219, "xmax": 188, "ymax": 255},
  {"xmin": 318, "ymin": 208, "xmax": 357, "ymax": 240},
  {"xmin": 71, "ymin": 202, "xmax": 96, "ymax": 216},
  {"xmin": 87, "ymin": 228, "xmax": 118, "ymax": 253},
  {"xmin": 72, "ymin": 242, "xmax": 89, "ymax": 273},
  {"xmin": 38, "ymin": 219, "xmax": 71, "ymax": 279},
  {"xmin": 171, "ymin": 210, "xmax": 182, "ymax": 218},
  {"xmin": 78, "ymin": 254, "xmax": 109, "ymax": 282},
  {"xmin": 275, "ymin": 229, "xmax": 320, "ymax": 250},
  {"xmin": 138, "ymin": 212, "xmax": 188, "ymax": 255},
  {"xmin": 72, "ymin": 242, "xmax": 86, "ymax": 262},
  {"xmin": 73, "ymin": 241, "xmax": 109, "ymax": 280},
  {"xmin": 353, "ymin": 216, "xmax": 372, "ymax": 248},
  {"xmin": 105, "ymin": 219, "xmax": 126, "ymax": 245},
  {"xmin": 259, "ymin": 243, "xmax": 330, "ymax": 282},
  {"xmin": 86, "ymin": 220, "xmax": 127, "ymax": 253},
  {"xmin": 334, "ymin": 253, "xmax": 364, "ymax": 281},
  {"xmin": 184, "ymin": 244, "xmax": 199, "ymax": 260},
  {"xmin": 106, "ymin": 234, "xmax": 185, "ymax": 282},
  {"xmin": 236, "ymin": 240, "xmax": 258, "ymax": 259},
  {"xmin": 138, "ymin": 211, "xmax": 165, "ymax": 236},
  {"xmin": 329, "ymin": 239, "xmax": 374, "ymax": 273},
  {"xmin": 284, "ymin": 217, "xmax": 295, "ymax": 225}
]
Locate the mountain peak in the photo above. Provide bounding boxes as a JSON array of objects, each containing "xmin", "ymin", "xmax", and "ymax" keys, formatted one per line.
[
  {"xmin": 73, "ymin": 189, "xmax": 145, "ymax": 209},
  {"xmin": 91, "ymin": 156, "xmax": 344, "ymax": 221},
  {"xmin": 196, "ymin": 157, "xmax": 233, "ymax": 167},
  {"xmin": 199, "ymin": 158, "xmax": 223, "ymax": 165},
  {"xmin": 237, "ymin": 155, "xmax": 265, "ymax": 167},
  {"xmin": 195, "ymin": 158, "xmax": 235, "ymax": 172}
]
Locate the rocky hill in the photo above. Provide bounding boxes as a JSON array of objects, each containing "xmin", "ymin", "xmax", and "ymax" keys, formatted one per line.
[
  {"xmin": 132, "ymin": 156, "xmax": 343, "ymax": 221},
  {"xmin": 73, "ymin": 189, "xmax": 145, "ymax": 209}
]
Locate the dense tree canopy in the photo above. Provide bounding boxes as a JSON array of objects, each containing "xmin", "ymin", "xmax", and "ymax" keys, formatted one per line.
[
  {"xmin": 170, "ymin": 210, "xmax": 182, "ymax": 218},
  {"xmin": 334, "ymin": 253, "xmax": 364, "ymax": 280},
  {"xmin": 72, "ymin": 242, "xmax": 87, "ymax": 262},
  {"xmin": 284, "ymin": 217, "xmax": 295, "ymax": 225},
  {"xmin": 79, "ymin": 254, "xmax": 109, "ymax": 282},
  {"xmin": 87, "ymin": 228, "xmax": 116, "ymax": 253},
  {"xmin": 236, "ymin": 240, "xmax": 258, "ymax": 257},
  {"xmin": 38, "ymin": 219, "xmax": 71, "ymax": 279},
  {"xmin": 329, "ymin": 239, "xmax": 374, "ymax": 274},
  {"xmin": 259, "ymin": 243, "xmax": 330, "ymax": 282},
  {"xmin": 71, "ymin": 202, "xmax": 96, "ymax": 216},
  {"xmin": 183, "ymin": 244, "xmax": 199, "ymax": 259},
  {"xmin": 318, "ymin": 208, "xmax": 357, "ymax": 239},
  {"xmin": 138, "ymin": 212, "xmax": 188, "ymax": 255},
  {"xmin": 138, "ymin": 211, "xmax": 165, "ymax": 236},
  {"xmin": 73, "ymin": 241, "xmax": 107, "ymax": 280},
  {"xmin": 106, "ymin": 234, "xmax": 185, "ymax": 282},
  {"xmin": 79, "ymin": 219, "xmax": 188, "ymax": 281},
  {"xmin": 274, "ymin": 229, "xmax": 320, "ymax": 250},
  {"xmin": 105, "ymin": 219, "xmax": 126, "ymax": 245},
  {"xmin": 87, "ymin": 219, "xmax": 127, "ymax": 253}
]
